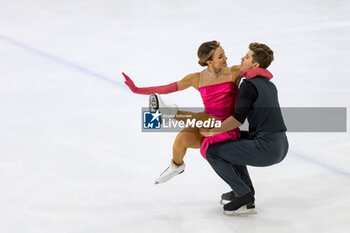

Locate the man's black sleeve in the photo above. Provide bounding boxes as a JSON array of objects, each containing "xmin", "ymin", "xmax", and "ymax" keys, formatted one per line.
[{"xmin": 233, "ymin": 80, "xmax": 258, "ymax": 124}]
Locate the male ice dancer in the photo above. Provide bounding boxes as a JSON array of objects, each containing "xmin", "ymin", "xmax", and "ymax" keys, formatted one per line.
[{"xmin": 200, "ymin": 43, "xmax": 288, "ymax": 215}]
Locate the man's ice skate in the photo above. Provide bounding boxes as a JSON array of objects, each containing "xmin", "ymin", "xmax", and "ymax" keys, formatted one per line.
[
  {"xmin": 154, "ymin": 160, "xmax": 185, "ymax": 184},
  {"xmin": 149, "ymin": 93, "xmax": 178, "ymax": 118},
  {"xmin": 221, "ymin": 191, "xmax": 256, "ymax": 209},
  {"xmin": 221, "ymin": 185, "xmax": 255, "ymax": 209},
  {"xmin": 223, "ymin": 192, "xmax": 257, "ymax": 216},
  {"xmin": 221, "ymin": 191, "xmax": 235, "ymax": 204}
]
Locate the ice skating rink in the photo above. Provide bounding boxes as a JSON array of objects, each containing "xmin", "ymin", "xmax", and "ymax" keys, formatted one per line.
[{"xmin": 0, "ymin": 0, "xmax": 349, "ymax": 232}]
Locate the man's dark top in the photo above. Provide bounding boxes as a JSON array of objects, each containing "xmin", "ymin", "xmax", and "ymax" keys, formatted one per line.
[{"xmin": 233, "ymin": 76, "xmax": 287, "ymax": 136}]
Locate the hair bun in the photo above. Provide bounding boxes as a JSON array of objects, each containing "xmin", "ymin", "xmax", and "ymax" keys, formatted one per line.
[{"xmin": 198, "ymin": 60, "xmax": 207, "ymax": 67}]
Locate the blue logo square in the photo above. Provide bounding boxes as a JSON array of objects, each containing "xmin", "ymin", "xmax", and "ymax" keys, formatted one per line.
[{"xmin": 143, "ymin": 110, "xmax": 162, "ymax": 129}]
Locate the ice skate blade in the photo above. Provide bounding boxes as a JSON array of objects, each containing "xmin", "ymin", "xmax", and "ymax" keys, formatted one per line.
[
  {"xmin": 220, "ymin": 200, "xmax": 255, "ymax": 209},
  {"xmin": 223, "ymin": 207, "xmax": 257, "ymax": 216}
]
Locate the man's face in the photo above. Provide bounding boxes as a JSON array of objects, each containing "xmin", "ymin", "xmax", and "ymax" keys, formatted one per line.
[{"xmin": 240, "ymin": 50, "xmax": 259, "ymax": 72}]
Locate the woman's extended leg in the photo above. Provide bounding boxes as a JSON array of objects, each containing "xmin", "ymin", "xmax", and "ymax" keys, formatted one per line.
[{"xmin": 172, "ymin": 127, "xmax": 204, "ymax": 165}]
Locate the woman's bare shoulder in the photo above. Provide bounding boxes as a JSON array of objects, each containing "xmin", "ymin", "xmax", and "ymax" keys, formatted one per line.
[
  {"xmin": 230, "ymin": 65, "xmax": 241, "ymax": 74},
  {"xmin": 178, "ymin": 72, "xmax": 200, "ymax": 90},
  {"xmin": 186, "ymin": 72, "xmax": 200, "ymax": 78},
  {"xmin": 230, "ymin": 65, "xmax": 242, "ymax": 86}
]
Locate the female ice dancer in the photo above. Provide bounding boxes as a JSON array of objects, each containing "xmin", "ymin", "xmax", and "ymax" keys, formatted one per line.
[{"xmin": 123, "ymin": 41, "xmax": 242, "ymax": 184}]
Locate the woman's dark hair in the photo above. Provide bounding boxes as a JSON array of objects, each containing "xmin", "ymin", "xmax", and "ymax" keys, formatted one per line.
[{"xmin": 197, "ymin": 40, "xmax": 220, "ymax": 67}]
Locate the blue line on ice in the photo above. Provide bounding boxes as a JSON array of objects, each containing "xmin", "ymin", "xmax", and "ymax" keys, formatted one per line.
[
  {"xmin": 0, "ymin": 34, "xmax": 124, "ymax": 88},
  {"xmin": 291, "ymin": 151, "xmax": 350, "ymax": 179}
]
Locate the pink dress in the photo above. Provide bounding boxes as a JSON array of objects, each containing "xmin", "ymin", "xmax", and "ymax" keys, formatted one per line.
[{"xmin": 198, "ymin": 69, "xmax": 241, "ymax": 159}]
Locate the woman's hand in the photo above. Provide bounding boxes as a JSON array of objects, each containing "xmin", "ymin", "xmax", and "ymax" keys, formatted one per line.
[{"xmin": 122, "ymin": 73, "xmax": 139, "ymax": 93}]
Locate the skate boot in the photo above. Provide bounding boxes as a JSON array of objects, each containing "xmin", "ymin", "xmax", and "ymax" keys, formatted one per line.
[
  {"xmin": 223, "ymin": 192, "xmax": 256, "ymax": 216},
  {"xmin": 221, "ymin": 185, "xmax": 255, "ymax": 209},
  {"xmin": 149, "ymin": 93, "xmax": 178, "ymax": 118},
  {"xmin": 154, "ymin": 160, "xmax": 185, "ymax": 184}
]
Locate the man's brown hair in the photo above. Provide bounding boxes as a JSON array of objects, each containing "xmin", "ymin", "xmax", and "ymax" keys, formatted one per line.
[{"xmin": 249, "ymin": 43, "xmax": 274, "ymax": 69}]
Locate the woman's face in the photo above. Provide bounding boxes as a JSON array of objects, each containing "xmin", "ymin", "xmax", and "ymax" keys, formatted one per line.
[{"xmin": 208, "ymin": 46, "xmax": 227, "ymax": 69}]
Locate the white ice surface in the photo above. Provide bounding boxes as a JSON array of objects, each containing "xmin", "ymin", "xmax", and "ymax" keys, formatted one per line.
[{"xmin": 0, "ymin": 0, "xmax": 349, "ymax": 233}]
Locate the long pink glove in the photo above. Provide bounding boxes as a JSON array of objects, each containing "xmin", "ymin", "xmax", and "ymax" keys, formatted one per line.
[{"xmin": 122, "ymin": 72, "xmax": 178, "ymax": 95}]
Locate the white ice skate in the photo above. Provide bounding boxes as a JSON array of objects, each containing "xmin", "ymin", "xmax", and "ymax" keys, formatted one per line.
[
  {"xmin": 154, "ymin": 160, "xmax": 185, "ymax": 184},
  {"xmin": 149, "ymin": 93, "xmax": 178, "ymax": 118}
]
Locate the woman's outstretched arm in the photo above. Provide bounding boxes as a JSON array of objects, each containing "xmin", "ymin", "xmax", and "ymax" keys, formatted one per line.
[{"xmin": 122, "ymin": 72, "xmax": 200, "ymax": 95}]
